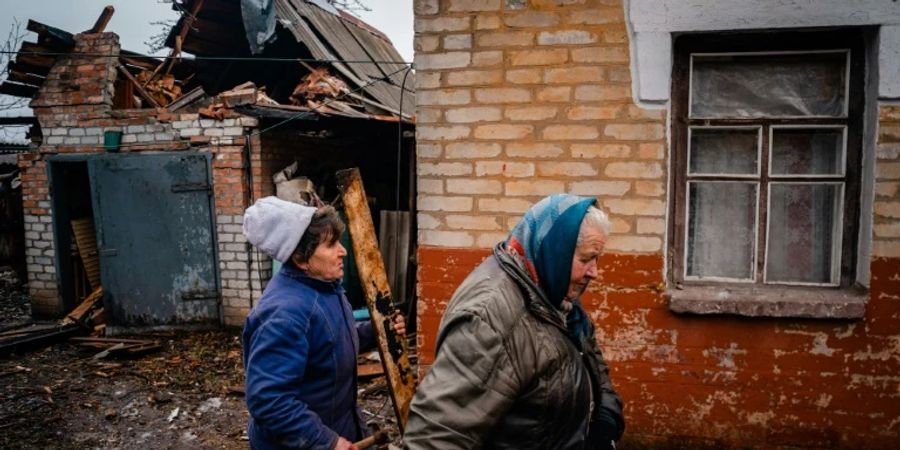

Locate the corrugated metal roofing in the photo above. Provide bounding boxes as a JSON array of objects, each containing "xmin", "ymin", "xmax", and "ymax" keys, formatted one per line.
[{"xmin": 272, "ymin": 0, "xmax": 415, "ymax": 118}]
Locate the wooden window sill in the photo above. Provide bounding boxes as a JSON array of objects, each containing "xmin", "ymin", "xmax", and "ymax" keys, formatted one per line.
[{"xmin": 666, "ymin": 284, "xmax": 867, "ymax": 319}]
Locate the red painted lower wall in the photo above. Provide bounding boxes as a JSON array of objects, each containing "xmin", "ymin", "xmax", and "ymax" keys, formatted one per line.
[{"xmin": 416, "ymin": 246, "xmax": 900, "ymax": 448}]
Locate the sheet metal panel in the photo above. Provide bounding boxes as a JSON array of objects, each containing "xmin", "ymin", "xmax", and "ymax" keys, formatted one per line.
[
  {"xmin": 276, "ymin": 0, "xmax": 410, "ymax": 116},
  {"xmin": 89, "ymin": 152, "xmax": 220, "ymax": 326}
]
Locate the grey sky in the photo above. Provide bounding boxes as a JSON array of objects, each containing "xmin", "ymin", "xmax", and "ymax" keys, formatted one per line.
[
  {"xmin": 0, "ymin": 0, "xmax": 413, "ymax": 141},
  {"xmin": 0, "ymin": 0, "xmax": 413, "ymax": 59}
]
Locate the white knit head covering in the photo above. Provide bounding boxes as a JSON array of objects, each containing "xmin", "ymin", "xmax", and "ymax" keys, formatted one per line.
[{"xmin": 242, "ymin": 196, "xmax": 317, "ymax": 263}]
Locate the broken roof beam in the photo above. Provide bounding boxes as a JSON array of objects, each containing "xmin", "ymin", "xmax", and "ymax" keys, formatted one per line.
[
  {"xmin": 14, "ymin": 51, "xmax": 55, "ymax": 69},
  {"xmin": 86, "ymin": 5, "xmax": 115, "ymax": 34},
  {"xmin": 119, "ymin": 51, "xmax": 163, "ymax": 71},
  {"xmin": 8, "ymin": 60, "xmax": 51, "ymax": 77},
  {"xmin": 115, "ymin": 64, "xmax": 161, "ymax": 108},
  {"xmin": 6, "ymin": 69, "xmax": 45, "ymax": 87},
  {"xmin": 0, "ymin": 81, "xmax": 38, "ymax": 98},
  {"xmin": 20, "ymin": 41, "xmax": 69, "ymax": 56},
  {"xmin": 27, "ymin": 19, "xmax": 75, "ymax": 48},
  {"xmin": 165, "ymin": 86, "xmax": 207, "ymax": 111},
  {"xmin": 0, "ymin": 117, "xmax": 38, "ymax": 126}
]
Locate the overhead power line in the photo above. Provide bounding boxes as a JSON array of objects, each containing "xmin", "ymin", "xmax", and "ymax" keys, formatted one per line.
[{"xmin": 0, "ymin": 50, "xmax": 413, "ymax": 66}]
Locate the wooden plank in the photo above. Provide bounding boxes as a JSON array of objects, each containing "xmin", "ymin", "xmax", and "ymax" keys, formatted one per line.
[
  {"xmin": 16, "ymin": 52, "xmax": 55, "ymax": 69},
  {"xmin": 337, "ymin": 168, "xmax": 415, "ymax": 430},
  {"xmin": 70, "ymin": 337, "xmax": 154, "ymax": 345},
  {"xmin": 0, "ymin": 324, "xmax": 82, "ymax": 357},
  {"xmin": 357, "ymin": 362, "xmax": 384, "ymax": 378},
  {"xmin": 7, "ymin": 69, "xmax": 45, "ymax": 87},
  {"xmin": 62, "ymin": 287, "xmax": 103, "ymax": 325},
  {"xmin": 71, "ymin": 218, "xmax": 101, "ymax": 289},
  {"xmin": 20, "ymin": 41, "xmax": 70, "ymax": 56},
  {"xmin": 27, "ymin": 19, "xmax": 75, "ymax": 48},
  {"xmin": 0, "ymin": 116, "xmax": 37, "ymax": 126},
  {"xmin": 8, "ymin": 60, "xmax": 50, "ymax": 77},
  {"xmin": 0, "ymin": 82, "xmax": 38, "ymax": 98},
  {"xmin": 86, "ymin": 5, "xmax": 115, "ymax": 33},
  {"xmin": 166, "ymin": 86, "xmax": 207, "ymax": 111},
  {"xmin": 115, "ymin": 64, "xmax": 161, "ymax": 108}
]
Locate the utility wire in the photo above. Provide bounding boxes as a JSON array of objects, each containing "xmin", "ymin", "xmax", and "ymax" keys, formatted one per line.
[{"xmin": 0, "ymin": 50, "xmax": 413, "ymax": 66}]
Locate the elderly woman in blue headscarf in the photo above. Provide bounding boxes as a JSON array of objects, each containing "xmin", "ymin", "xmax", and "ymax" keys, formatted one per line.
[{"xmin": 403, "ymin": 194, "xmax": 625, "ymax": 450}]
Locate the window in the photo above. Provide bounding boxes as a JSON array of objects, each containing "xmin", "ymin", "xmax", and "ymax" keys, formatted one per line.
[{"xmin": 668, "ymin": 30, "xmax": 868, "ymax": 317}]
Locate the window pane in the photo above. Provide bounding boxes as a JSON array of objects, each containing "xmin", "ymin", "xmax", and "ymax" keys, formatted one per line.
[
  {"xmin": 689, "ymin": 128, "xmax": 759, "ymax": 175},
  {"xmin": 766, "ymin": 183, "xmax": 842, "ymax": 284},
  {"xmin": 687, "ymin": 182, "xmax": 757, "ymax": 280},
  {"xmin": 771, "ymin": 128, "xmax": 844, "ymax": 176},
  {"xmin": 691, "ymin": 52, "xmax": 847, "ymax": 118}
]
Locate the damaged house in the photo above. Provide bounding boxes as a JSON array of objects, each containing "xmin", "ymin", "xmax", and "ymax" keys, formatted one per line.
[
  {"xmin": 412, "ymin": 0, "xmax": 899, "ymax": 448},
  {"xmin": 2, "ymin": 0, "xmax": 415, "ymax": 329}
]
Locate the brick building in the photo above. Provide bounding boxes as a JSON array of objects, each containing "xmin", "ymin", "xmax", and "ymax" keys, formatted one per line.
[
  {"xmin": 412, "ymin": 0, "xmax": 899, "ymax": 447},
  {"xmin": 9, "ymin": 2, "xmax": 414, "ymax": 329}
]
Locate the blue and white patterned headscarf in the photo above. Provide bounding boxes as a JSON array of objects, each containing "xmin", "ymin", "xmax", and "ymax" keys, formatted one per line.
[{"xmin": 503, "ymin": 194, "xmax": 597, "ymax": 307}]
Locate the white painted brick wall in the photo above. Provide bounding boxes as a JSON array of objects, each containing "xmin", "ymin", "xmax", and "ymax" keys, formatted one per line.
[{"xmin": 217, "ymin": 214, "xmax": 274, "ymax": 324}]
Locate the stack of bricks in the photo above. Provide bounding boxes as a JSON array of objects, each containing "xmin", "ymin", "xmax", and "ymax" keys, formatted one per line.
[{"xmin": 414, "ymin": 0, "xmax": 666, "ymax": 253}]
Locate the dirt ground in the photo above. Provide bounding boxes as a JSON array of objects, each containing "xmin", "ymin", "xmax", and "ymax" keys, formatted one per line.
[{"xmin": 0, "ymin": 279, "xmax": 401, "ymax": 449}]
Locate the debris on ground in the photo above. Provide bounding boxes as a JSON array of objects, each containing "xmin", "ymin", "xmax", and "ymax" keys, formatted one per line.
[
  {"xmin": 1, "ymin": 329, "xmax": 248, "ymax": 449},
  {"xmin": 0, "ymin": 267, "xmax": 30, "ymax": 328},
  {"xmin": 1, "ymin": 278, "xmax": 405, "ymax": 449}
]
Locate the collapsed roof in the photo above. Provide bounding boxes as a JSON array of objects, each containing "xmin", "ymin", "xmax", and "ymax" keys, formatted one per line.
[
  {"xmin": 0, "ymin": 1, "xmax": 414, "ymax": 124},
  {"xmin": 165, "ymin": 0, "xmax": 415, "ymax": 119}
]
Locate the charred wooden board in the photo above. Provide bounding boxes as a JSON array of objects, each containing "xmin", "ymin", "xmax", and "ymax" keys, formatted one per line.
[{"xmin": 337, "ymin": 168, "xmax": 416, "ymax": 430}]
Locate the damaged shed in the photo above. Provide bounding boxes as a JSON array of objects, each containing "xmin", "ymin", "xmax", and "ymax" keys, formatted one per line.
[{"xmin": 3, "ymin": 1, "xmax": 415, "ymax": 329}]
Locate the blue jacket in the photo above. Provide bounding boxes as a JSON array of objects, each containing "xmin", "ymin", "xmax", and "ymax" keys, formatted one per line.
[{"xmin": 243, "ymin": 264, "xmax": 375, "ymax": 450}]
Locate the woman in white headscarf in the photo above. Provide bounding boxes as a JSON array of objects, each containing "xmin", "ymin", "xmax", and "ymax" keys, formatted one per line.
[{"xmin": 241, "ymin": 197, "xmax": 403, "ymax": 450}]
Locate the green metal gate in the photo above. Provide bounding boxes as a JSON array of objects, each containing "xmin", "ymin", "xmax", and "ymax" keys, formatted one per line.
[{"xmin": 88, "ymin": 152, "xmax": 220, "ymax": 326}]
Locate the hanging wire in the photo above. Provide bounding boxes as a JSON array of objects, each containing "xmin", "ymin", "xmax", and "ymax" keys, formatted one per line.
[{"xmin": 0, "ymin": 50, "xmax": 412, "ymax": 66}]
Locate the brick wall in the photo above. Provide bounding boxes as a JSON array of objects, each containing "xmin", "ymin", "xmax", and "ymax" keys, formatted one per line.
[
  {"xmin": 413, "ymin": 1, "xmax": 899, "ymax": 447},
  {"xmin": 414, "ymin": 0, "xmax": 665, "ymax": 252},
  {"xmin": 874, "ymin": 106, "xmax": 900, "ymax": 257}
]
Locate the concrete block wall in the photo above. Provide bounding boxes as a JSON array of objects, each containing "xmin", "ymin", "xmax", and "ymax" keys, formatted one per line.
[{"xmin": 413, "ymin": 1, "xmax": 900, "ymax": 447}]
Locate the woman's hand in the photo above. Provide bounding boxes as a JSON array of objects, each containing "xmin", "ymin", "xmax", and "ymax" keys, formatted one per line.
[
  {"xmin": 334, "ymin": 437, "xmax": 359, "ymax": 450},
  {"xmin": 392, "ymin": 314, "xmax": 406, "ymax": 337}
]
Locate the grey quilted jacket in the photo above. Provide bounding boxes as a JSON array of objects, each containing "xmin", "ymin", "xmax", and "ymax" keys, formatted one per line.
[{"xmin": 404, "ymin": 249, "xmax": 624, "ymax": 449}]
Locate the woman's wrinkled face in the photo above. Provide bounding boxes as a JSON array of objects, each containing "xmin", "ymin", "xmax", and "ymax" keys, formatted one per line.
[
  {"xmin": 567, "ymin": 225, "xmax": 605, "ymax": 301},
  {"xmin": 298, "ymin": 237, "xmax": 347, "ymax": 282}
]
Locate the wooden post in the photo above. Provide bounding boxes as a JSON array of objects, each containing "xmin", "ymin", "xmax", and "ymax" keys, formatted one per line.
[
  {"xmin": 337, "ymin": 168, "xmax": 416, "ymax": 430},
  {"xmin": 87, "ymin": 6, "xmax": 115, "ymax": 34}
]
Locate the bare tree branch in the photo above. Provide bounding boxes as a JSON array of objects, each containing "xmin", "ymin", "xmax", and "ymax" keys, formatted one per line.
[
  {"xmin": 0, "ymin": 19, "xmax": 30, "ymax": 143},
  {"xmin": 0, "ymin": 19, "xmax": 28, "ymax": 113},
  {"xmin": 145, "ymin": 0, "xmax": 180, "ymax": 54},
  {"xmin": 330, "ymin": 0, "xmax": 372, "ymax": 16}
]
